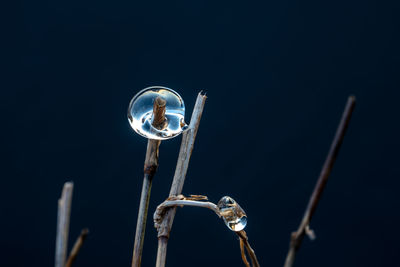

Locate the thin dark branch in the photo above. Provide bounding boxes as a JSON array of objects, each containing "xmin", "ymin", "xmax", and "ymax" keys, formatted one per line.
[
  {"xmin": 55, "ymin": 182, "xmax": 74, "ymax": 267},
  {"xmin": 131, "ymin": 97, "xmax": 165, "ymax": 267},
  {"xmin": 284, "ymin": 95, "xmax": 356, "ymax": 267},
  {"xmin": 65, "ymin": 228, "xmax": 89, "ymax": 267}
]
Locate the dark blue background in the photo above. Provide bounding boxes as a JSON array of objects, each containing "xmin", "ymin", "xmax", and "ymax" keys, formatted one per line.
[{"xmin": 2, "ymin": 0, "xmax": 400, "ymax": 266}]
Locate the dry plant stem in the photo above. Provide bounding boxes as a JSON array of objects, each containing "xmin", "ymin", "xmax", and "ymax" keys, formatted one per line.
[
  {"xmin": 240, "ymin": 238, "xmax": 251, "ymax": 267},
  {"xmin": 65, "ymin": 228, "xmax": 89, "ymax": 267},
  {"xmin": 152, "ymin": 97, "xmax": 167, "ymax": 129},
  {"xmin": 131, "ymin": 97, "xmax": 165, "ymax": 267},
  {"xmin": 283, "ymin": 96, "xmax": 356, "ymax": 267},
  {"xmin": 157, "ymin": 199, "xmax": 219, "ymax": 214},
  {"xmin": 237, "ymin": 231, "xmax": 260, "ymax": 267},
  {"xmin": 154, "ymin": 199, "xmax": 259, "ymax": 267},
  {"xmin": 154, "ymin": 199, "xmax": 219, "ymax": 230},
  {"xmin": 156, "ymin": 92, "xmax": 207, "ymax": 267},
  {"xmin": 55, "ymin": 182, "xmax": 74, "ymax": 267}
]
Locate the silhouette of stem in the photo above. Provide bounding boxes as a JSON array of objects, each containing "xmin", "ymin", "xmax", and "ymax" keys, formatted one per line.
[{"xmin": 283, "ymin": 96, "xmax": 356, "ymax": 267}]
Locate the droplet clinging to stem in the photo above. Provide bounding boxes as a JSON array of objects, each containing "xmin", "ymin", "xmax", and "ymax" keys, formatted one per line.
[
  {"xmin": 217, "ymin": 196, "xmax": 247, "ymax": 231},
  {"xmin": 128, "ymin": 86, "xmax": 188, "ymax": 140}
]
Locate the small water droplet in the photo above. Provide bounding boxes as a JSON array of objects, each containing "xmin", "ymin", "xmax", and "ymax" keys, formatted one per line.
[
  {"xmin": 217, "ymin": 196, "xmax": 247, "ymax": 231},
  {"xmin": 128, "ymin": 86, "xmax": 188, "ymax": 140}
]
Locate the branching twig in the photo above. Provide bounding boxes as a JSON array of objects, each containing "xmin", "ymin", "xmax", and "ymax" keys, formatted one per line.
[
  {"xmin": 240, "ymin": 237, "xmax": 251, "ymax": 267},
  {"xmin": 155, "ymin": 92, "xmax": 207, "ymax": 267},
  {"xmin": 65, "ymin": 228, "xmax": 89, "ymax": 267},
  {"xmin": 131, "ymin": 97, "xmax": 165, "ymax": 267},
  {"xmin": 154, "ymin": 196, "xmax": 260, "ymax": 267},
  {"xmin": 237, "ymin": 230, "xmax": 260, "ymax": 267},
  {"xmin": 283, "ymin": 96, "xmax": 356, "ymax": 267},
  {"xmin": 55, "ymin": 182, "xmax": 74, "ymax": 267}
]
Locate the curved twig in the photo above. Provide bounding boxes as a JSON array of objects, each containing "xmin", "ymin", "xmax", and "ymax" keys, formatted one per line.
[{"xmin": 154, "ymin": 196, "xmax": 260, "ymax": 267}]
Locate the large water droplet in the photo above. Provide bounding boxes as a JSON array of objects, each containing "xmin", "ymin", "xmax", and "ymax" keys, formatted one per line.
[
  {"xmin": 128, "ymin": 86, "xmax": 188, "ymax": 140},
  {"xmin": 217, "ymin": 196, "xmax": 247, "ymax": 232}
]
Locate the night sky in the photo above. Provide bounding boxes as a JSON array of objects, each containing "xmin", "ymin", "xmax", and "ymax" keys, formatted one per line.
[{"xmin": 2, "ymin": 1, "xmax": 400, "ymax": 266}]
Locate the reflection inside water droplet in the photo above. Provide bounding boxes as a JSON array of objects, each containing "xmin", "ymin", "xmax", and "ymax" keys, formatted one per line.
[
  {"xmin": 217, "ymin": 196, "xmax": 247, "ymax": 231},
  {"xmin": 128, "ymin": 86, "xmax": 188, "ymax": 140}
]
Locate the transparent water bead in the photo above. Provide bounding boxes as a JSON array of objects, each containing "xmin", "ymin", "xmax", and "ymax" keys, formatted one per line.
[
  {"xmin": 217, "ymin": 196, "xmax": 247, "ymax": 232},
  {"xmin": 128, "ymin": 86, "xmax": 188, "ymax": 140}
]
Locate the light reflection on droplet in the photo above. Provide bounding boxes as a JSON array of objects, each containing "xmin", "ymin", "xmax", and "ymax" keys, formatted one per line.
[
  {"xmin": 217, "ymin": 196, "xmax": 247, "ymax": 232},
  {"xmin": 128, "ymin": 86, "xmax": 188, "ymax": 140}
]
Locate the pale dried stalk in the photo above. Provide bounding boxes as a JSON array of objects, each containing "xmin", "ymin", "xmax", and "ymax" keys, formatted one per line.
[
  {"xmin": 65, "ymin": 228, "xmax": 89, "ymax": 267},
  {"xmin": 283, "ymin": 96, "xmax": 356, "ymax": 267},
  {"xmin": 154, "ymin": 198, "xmax": 220, "ymax": 230},
  {"xmin": 155, "ymin": 92, "xmax": 207, "ymax": 267},
  {"xmin": 154, "ymin": 197, "xmax": 260, "ymax": 267},
  {"xmin": 131, "ymin": 97, "xmax": 165, "ymax": 267},
  {"xmin": 55, "ymin": 182, "xmax": 74, "ymax": 267}
]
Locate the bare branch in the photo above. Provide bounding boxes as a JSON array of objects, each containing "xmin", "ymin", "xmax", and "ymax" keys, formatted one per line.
[
  {"xmin": 131, "ymin": 97, "xmax": 165, "ymax": 267},
  {"xmin": 154, "ymin": 197, "xmax": 260, "ymax": 267},
  {"xmin": 237, "ymin": 230, "xmax": 260, "ymax": 267},
  {"xmin": 155, "ymin": 92, "xmax": 207, "ymax": 267},
  {"xmin": 283, "ymin": 95, "xmax": 356, "ymax": 267},
  {"xmin": 55, "ymin": 182, "xmax": 74, "ymax": 267},
  {"xmin": 65, "ymin": 228, "xmax": 89, "ymax": 267},
  {"xmin": 240, "ymin": 237, "xmax": 251, "ymax": 267},
  {"xmin": 154, "ymin": 198, "xmax": 220, "ymax": 230}
]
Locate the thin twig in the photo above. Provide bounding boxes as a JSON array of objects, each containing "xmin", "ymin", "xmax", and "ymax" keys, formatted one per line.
[
  {"xmin": 65, "ymin": 228, "xmax": 89, "ymax": 267},
  {"xmin": 131, "ymin": 97, "xmax": 165, "ymax": 267},
  {"xmin": 155, "ymin": 92, "xmax": 207, "ymax": 267},
  {"xmin": 55, "ymin": 182, "xmax": 74, "ymax": 267},
  {"xmin": 154, "ymin": 197, "xmax": 260, "ymax": 267},
  {"xmin": 156, "ymin": 199, "xmax": 219, "ymax": 213},
  {"xmin": 154, "ymin": 197, "xmax": 220, "ymax": 230},
  {"xmin": 237, "ymin": 231, "xmax": 260, "ymax": 267},
  {"xmin": 283, "ymin": 95, "xmax": 356, "ymax": 267},
  {"xmin": 240, "ymin": 237, "xmax": 251, "ymax": 267}
]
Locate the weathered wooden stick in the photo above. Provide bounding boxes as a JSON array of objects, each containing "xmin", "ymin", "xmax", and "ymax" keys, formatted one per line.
[
  {"xmin": 131, "ymin": 97, "xmax": 165, "ymax": 267},
  {"xmin": 55, "ymin": 182, "xmax": 74, "ymax": 267},
  {"xmin": 65, "ymin": 228, "xmax": 89, "ymax": 267},
  {"xmin": 283, "ymin": 96, "xmax": 356, "ymax": 267},
  {"xmin": 155, "ymin": 92, "xmax": 207, "ymax": 267}
]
